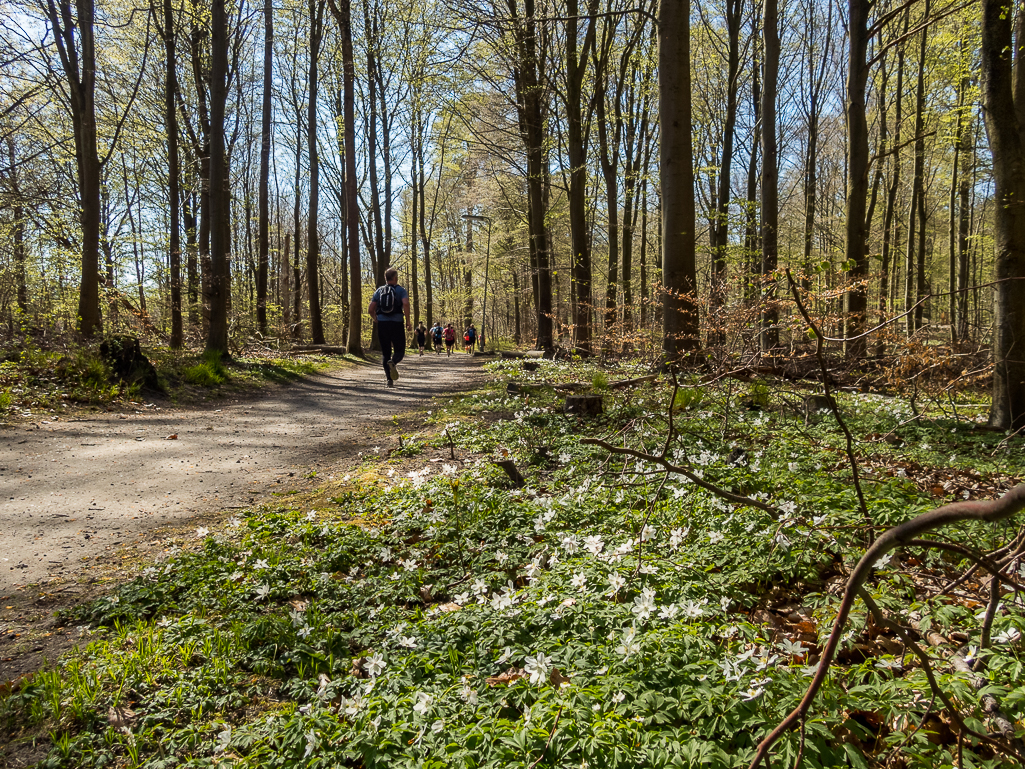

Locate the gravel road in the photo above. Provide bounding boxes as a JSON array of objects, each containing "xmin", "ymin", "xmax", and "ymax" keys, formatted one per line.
[{"xmin": 0, "ymin": 353, "xmax": 483, "ymax": 594}]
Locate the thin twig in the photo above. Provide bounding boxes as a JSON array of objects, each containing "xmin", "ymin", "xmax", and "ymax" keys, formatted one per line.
[
  {"xmin": 527, "ymin": 705, "xmax": 564, "ymax": 769},
  {"xmin": 785, "ymin": 269, "xmax": 872, "ymax": 538},
  {"xmin": 581, "ymin": 437, "xmax": 781, "ymax": 519}
]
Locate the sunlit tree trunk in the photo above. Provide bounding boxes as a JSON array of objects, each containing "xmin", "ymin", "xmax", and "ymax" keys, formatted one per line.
[
  {"xmin": 45, "ymin": 0, "xmax": 102, "ymax": 335},
  {"xmin": 760, "ymin": 0, "xmax": 780, "ymax": 353},
  {"xmin": 659, "ymin": 0, "xmax": 700, "ymax": 362},
  {"xmin": 981, "ymin": 0, "xmax": 1025, "ymax": 430},
  {"xmin": 844, "ymin": 0, "xmax": 870, "ymax": 357},
  {"xmin": 327, "ymin": 0, "xmax": 362, "ymax": 353},
  {"xmin": 257, "ymin": 0, "xmax": 273, "ymax": 337},
  {"xmin": 205, "ymin": 0, "xmax": 230, "ymax": 356},
  {"xmin": 307, "ymin": 0, "xmax": 326, "ymax": 344}
]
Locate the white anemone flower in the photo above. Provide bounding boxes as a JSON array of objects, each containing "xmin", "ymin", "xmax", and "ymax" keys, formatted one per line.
[{"xmin": 524, "ymin": 652, "xmax": 552, "ymax": 685}]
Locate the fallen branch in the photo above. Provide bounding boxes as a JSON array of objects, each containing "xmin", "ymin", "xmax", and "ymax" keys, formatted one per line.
[
  {"xmin": 289, "ymin": 345, "xmax": 349, "ymax": 354},
  {"xmin": 580, "ymin": 437, "xmax": 781, "ymax": 519},
  {"xmin": 608, "ymin": 374, "xmax": 658, "ymax": 389},
  {"xmin": 747, "ymin": 483, "xmax": 1025, "ymax": 769}
]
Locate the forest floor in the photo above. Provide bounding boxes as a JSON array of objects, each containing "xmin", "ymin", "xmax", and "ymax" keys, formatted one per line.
[{"xmin": 0, "ymin": 351, "xmax": 485, "ymax": 686}]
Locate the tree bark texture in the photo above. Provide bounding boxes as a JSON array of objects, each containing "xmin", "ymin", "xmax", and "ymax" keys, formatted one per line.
[
  {"xmin": 844, "ymin": 0, "xmax": 870, "ymax": 358},
  {"xmin": 760, "ymin": 0, "xmax": 780, "ymax": 353},
  {"xmin": 659, "ymin": 0, "xmax": 700, "ymax": 361},
  {"xmin": 205, "ymin": 0, "xmax": 230, "ymax": 355},
  {"xmin": 257, "ymin": 0, "xmax": 273, "ymax": 337},
  {"xmin": 307, "ymin": 0, "xmax": 326, "ymax": 344},
  {"xmin": 981, "ymin": 0, "xmax": 1025, "ymax": 430},
  {"xmin": 46, "ymin": 0, "xmax": 102, "ymax": 336}
]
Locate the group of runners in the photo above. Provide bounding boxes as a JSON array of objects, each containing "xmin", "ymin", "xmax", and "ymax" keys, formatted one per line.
[
  {"xmin": 367, "ymin": 268, "xmax": 483, "ymax": 388},
  {"xmin": 415, "ymin": 321, "xmax": 479, "ymax": 356}
]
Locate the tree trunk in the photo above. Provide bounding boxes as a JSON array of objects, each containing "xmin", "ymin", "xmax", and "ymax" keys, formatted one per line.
[
  {"xmin": 507, "ymin": 0, "xmax": 553, "ymax": 351},
  {"xmin": 410, "ymin": 113, "xmax": 420, "ymax": 325},
  {"xmin": 877, "ymin": 28, "xmax": 906, "ymax": 358},
  {"xmin": 905, "ymin": 5, "xmax": 928, "ymax": 336},
  {"xmin": 46, "ymin": 0, "xmax": 102, "ymax": 336},
  {"xmin": 743, "ymin": 16, "xmax": 761, "ymax": 307},
  {"xmin": 184, "ymin": 188, "xmax": 199, "ymax": 324},
  {"xmin": 257, "ymin": 0, "xmax": 273, "ymax": 337},
  {"xmin": 760, "ymin": 0, "xmax": 780, "ymax": 353},
  {"xmin": 659, "ymin": 0, "xmax": 700, "ymax": 361},
  {"xmin": 981, "ymin": 0, "xmax": 1025, "ymax": 430},
  {"xmin": 565, "ymin": 0, "xmax": 597, "ymax": 355},
  {"xmin": 709, "ymin": 0, "xmax": 743, "ymax": 346},
  {"xmin": 464, "ymin": 218, "xmax": 474, "ymax": 329},
  {"xmin": 307, "ymin": 0, "xmax": 326, "ymax": 344},
  {"xmin": 957, "ymin": 103, "xmax": 972, "ymax": 343},
  {"xmin": 205, "ymin": 0, "xmax": 230, "ymax": 356},
  {"xmin": 327, "ymin": 0, "xmax": 362, "ymax": 354},
  {"xmin": 157, "ymin": 0, "xmax": 183, "ymax": 347},
  {"xmin": 844, "ymin": 0, "xmax": 871, "ymax": 358}
]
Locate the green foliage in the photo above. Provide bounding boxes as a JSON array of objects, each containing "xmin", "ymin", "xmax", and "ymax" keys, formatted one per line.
[
  {"xmin": 5, "ymin": 364, "xmax": 1025, "ymax": 769},
  {"xmin": 0, "ymin": 338, "xmax": 115, "ymax": 410},
  {"xmin": 182, "ymin": 350, "xmax": 230, "ymax": 386},
  {"xmin": 592, "ymin": 371, "xmax": 610, "ymax": 391},
  {"xmin": 673, "ymin": 386, "xmax": 704, "ymax": 411},
  {"xmin": 746, "ymin": 382, "xmax": 770, "ymax": 410}
]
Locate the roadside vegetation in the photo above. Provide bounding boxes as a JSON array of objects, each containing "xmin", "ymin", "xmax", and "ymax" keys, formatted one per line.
[
  {"xmin": 2, "ymin": 358, "xmax": 1024, "ymax": 768},
  {"xmin": 0, "ymin": 336, "xmax": 336, "ymax": 418}
]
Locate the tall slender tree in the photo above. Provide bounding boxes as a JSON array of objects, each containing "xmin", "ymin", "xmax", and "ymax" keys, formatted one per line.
[
  {"xmin": 44, "ymin": 0, "xmax": 102, "ymax": 335},
  {"xmin": 205, "ymin": 0, "xmax": 230, "ymax": 355},
  {"xmin": 980, "ymin": 0, "xmax": 1025, "ymax": 430},
  {"xmin": 760, "ymin": 0, "xmax": 780, "ymax": 353},
  {"xmin": 307, "ymin": 0, "xmax": 326, "ymax": 344},
  {"xmin": 256, "ymin": 0, "xmax": 273, "ymax": 337},
  {"xmin": 659, "ymin": 0, "xmax": 700, "ymax": 361}
]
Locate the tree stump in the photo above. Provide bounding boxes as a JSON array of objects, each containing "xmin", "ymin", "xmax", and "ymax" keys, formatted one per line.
[
  {"xmin": 564, "ymin": 394, "xmax": 603, "ymax": 416},
  {"xmin": 100, "ymin": 335, "xmax": 161, "ymax": 391},
  {"xmin": 803, "ymin": 394, "xmax": 837, "ymax": 426},
  {"xmin": 493, "ymin": 459, "xmax": 526, "ymax": 487}
]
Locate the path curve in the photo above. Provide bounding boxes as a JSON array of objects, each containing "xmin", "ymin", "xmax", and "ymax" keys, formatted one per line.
[{"xmin": 0, "ymin": 353, "xmax": 484, "ymax": 593}]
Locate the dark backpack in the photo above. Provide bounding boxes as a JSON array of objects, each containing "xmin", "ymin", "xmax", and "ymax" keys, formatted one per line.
[
  {"xmin": 433, "ymin": 326, "xmax": 443, "ymax": 342},
  {"xmin": 377, "ymin": 284, "xmax": 396, "ymax": 314}
]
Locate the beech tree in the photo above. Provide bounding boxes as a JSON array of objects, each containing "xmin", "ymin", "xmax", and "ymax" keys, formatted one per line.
[
  {"xmin": 980, "ymin": 0, "xmax": 1025, "ymax": 430},
  {"xmin": 659, "ymin": 0, "xmax": 700, "ymax": 361},
  {"xmin": 43, "ymin": 0, "xmax": 103, "ymax": 336}
]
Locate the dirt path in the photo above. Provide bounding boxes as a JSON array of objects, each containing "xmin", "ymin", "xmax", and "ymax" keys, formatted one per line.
[{"xmin": 0, "ymin": 353, "xmax": 483, "ymax": 596}]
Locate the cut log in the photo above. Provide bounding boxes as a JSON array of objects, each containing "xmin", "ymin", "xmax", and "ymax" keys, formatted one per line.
[
  {"xmin": 289, "ymin": 345, "xmax": 349, "ymax": 354},
  {"xmin": 564, "ymin": 394, "xmax": 603, "ymax": 416},
  {"xmin": 524, "ymin": 349, "xmax": 545, "ymax": 359},
  {"xmin": 609, "ymin": 374, "xmax": 658, "ymax": 389}
]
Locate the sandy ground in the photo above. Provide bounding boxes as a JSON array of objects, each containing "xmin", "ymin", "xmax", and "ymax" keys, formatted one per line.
[{"xmin": 0, "ymin": 352, "xmax": 484, "ymax": 680}]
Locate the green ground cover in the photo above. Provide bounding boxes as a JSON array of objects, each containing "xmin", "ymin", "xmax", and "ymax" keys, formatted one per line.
[
  {"xmin": 0, "ymin": 338, "xmax": 332, "ymax": 416},
  {"xmin": 3, "ymin": 360, "xmax": 1024, "ymax": 768}
]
